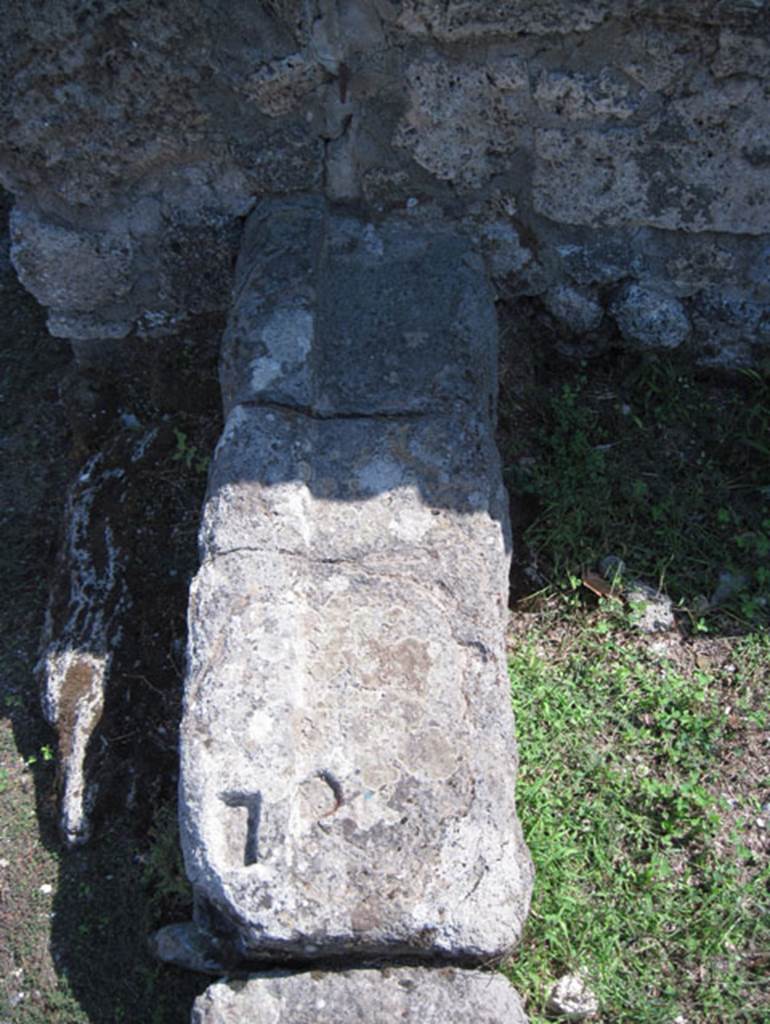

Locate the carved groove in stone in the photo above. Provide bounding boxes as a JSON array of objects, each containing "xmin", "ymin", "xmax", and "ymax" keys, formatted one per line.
[{"xmin": 221, "ymin": 791, "xmax": 262, "ymax": 867}]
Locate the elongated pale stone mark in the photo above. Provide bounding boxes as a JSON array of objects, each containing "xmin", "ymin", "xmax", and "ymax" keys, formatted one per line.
[{"xmin": 221, "ymin": 791, "xmax": 262, "ymax": 866}]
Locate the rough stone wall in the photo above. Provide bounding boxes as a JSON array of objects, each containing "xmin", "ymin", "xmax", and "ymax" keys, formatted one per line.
[{"xmin": 2, "ymin": 0, "xmax": 769, "ymax": 366}]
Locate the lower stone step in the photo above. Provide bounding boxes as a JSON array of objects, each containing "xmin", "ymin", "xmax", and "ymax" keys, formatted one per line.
[{"xmin": 192, "ymin": 967, "xmax": 528, "ymax": 1024}]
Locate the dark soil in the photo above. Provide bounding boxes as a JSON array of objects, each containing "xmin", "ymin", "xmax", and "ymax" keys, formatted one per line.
[{"xmin": 0, "ymin": 186, "xmax": 218, "ymax": 1023}]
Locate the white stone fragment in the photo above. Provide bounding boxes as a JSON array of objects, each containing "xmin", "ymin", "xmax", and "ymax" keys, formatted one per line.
[{"xmin": 547, "ymin": 971, "xmax": 600, "ymax": 1020}]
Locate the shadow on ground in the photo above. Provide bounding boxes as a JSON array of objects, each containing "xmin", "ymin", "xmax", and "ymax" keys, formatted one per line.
[{"xmin": 0, "ymin": 188, "xmax": 213, "ymax": 1023}]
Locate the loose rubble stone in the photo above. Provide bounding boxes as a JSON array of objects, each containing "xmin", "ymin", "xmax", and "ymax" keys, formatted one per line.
[
  {"xmin": 544, "ymin": 285, "xmax": 604, "ymax": 335},
  {"xmin": 178, "ymin": 199, "xmax": 532, "ymax": 965},
  {"xmin": 610, "ymin": 285, "xmax": 691, "ymax": 350},
  {"xmin": 37, "ymin": 452, "xmax": 131, "ymax": 846},
  {"xmin": 150, "ymin": 922, "xmax": 239, "ymax": 976},
  {"xmin": 558, "ymin": 244, "xmax": 625, "ymax": 289},
  {"xmin": 546, "ymin": 971, "xmax": 599, "ymax": 1020},
  {"xmin": 690, "ymin": 289, "xmax": 770, "ymax": 367},
  {"xmin": 192, "ymin": 968, "xmax": 528, "ymax": 1024},
  {"xmin": 626, "ymin": 581, "xmax": 676, "ymax": 633},
  {"xmin": 47, "ymin": 313, "xmax": 134, "ymax": 345}
]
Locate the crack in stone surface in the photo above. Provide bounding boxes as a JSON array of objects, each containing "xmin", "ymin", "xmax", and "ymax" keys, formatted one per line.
[{"xmin": 237, "ymin": 397, "xmax": 432, "ymax": 422}]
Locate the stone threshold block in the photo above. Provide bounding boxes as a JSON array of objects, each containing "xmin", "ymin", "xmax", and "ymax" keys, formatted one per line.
[
  {"xmin": 192, "ymin": 967, "xmax": 528, "ymax": 1024},
  {"xmin": 175, "ymin": 197, "xmax": 532, "ymax": 967}
]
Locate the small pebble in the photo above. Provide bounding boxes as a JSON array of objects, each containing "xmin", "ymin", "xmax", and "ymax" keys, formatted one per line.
[
  {"xmin": 546, "ymin": 971, "xmax": 599, "ymax": 1020},
  {"xmin": 39, "ymin": 883, "xmax": 53, "ymax": 894},
  {"xmin": 626, "ymin": 580, "xmax": 675, "ymax": 633},
  {"xmin": 120, "ymin": 412, "xmax": 141, "ymax": 430}
]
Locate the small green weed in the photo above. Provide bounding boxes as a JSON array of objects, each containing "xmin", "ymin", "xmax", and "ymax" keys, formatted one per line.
[
  {"xmin": 172, "ymin": 428, "xmax": 210, "ymax": 476},
  {"xmin": 141, "ymin": 802, "xmax": 193, "ymax": 925},
  {"xmin": 25, "ymin": 744, "xmax": 55, "ymax": 767}
]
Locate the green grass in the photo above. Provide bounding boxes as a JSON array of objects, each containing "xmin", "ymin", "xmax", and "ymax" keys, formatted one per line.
[
  {"xmin": 506, "ymin": 617, "xmax": 769, "ymax": 1023},
  {"xmin": 500, "ymin": 350, "xmax": 769, "ymax": 1020},
  {"xmin": 501, "ymin": 354, "xmax": 770, "ymax": 626}
]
